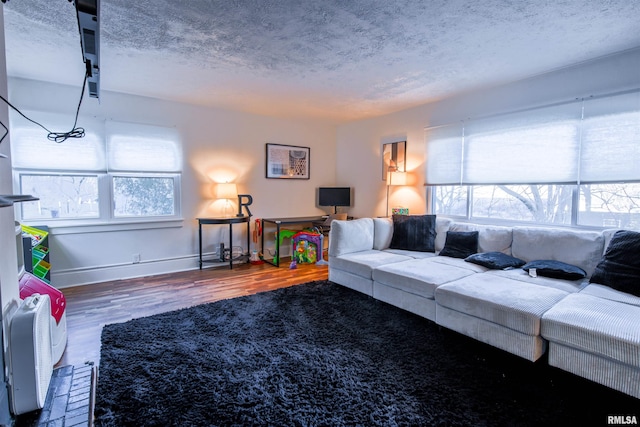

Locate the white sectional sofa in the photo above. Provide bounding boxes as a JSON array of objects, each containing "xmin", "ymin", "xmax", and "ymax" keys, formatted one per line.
[{"xmin": 327, "ymin": 216, "xmax": 640, "ymax": 399}]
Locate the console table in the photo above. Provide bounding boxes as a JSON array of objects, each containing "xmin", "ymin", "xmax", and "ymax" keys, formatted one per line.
[
  {"xmin": 261, "ymin": 216, "xmax": 325, "ymax": 267},
  {"xmin": 197, "ymin": 216, "xmax": 251, "ymax": 270}
]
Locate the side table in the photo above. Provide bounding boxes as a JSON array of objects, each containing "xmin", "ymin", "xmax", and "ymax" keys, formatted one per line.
[{"xmin": 197, "ymin": 216, "xmax": 251, "ymax": 270}]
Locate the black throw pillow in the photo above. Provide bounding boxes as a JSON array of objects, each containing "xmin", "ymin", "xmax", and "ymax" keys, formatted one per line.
[
  {"xmin": 465, "ymin": 252, "xmax": 526, "ymax": 270},
  {"xmin": 439, "ymin": 231, "xmax": 479, "ymax": 259},
  {"xmin": 522, "ymin": 260, "xmax": 586, "ymax": 281},
  {"xmin": 389, "ymin": 214, "xmax": 436, "ymax": 252},
  {"xmin": 590, "ymin": 230, "xmax": 640, "ymax": 296}
]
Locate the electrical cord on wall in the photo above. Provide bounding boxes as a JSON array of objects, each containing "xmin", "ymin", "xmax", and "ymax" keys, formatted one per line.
[
  {"xmin": 0, "ymin": 120, "xmax": 7, "ymax": 158},
  {"xmin": 0, "ymin": 71, "xmax": 88, "ymax": 147}
]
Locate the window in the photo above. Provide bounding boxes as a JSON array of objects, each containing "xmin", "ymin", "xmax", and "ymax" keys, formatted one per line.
[
  {"xmin": 20, "ymin": 174, "xmax": 99, "ymax": 220},
  {"xmin": 427, "ymin": 90, "xmax": 640, "ymax": 229},
  {"xmin": 471, "ymin": 185, "xmax": 573, "ymax": 225},
  {"xmin": 578, "ymin": 183, "xmax": 640, "ymax": 229},
  {"xmin": 434, "ymin": 184, "xmax": 574, "ymax": 225},
  {"xmin": 434, "ymin": 185, "xmax": 467, "ymax": 217},
  {"xmin": 11, "ymin": 113, "xmax": 182, "ymax": 224},
  {"xmin": 113, "ymin": 175, "xmax": 179, "ymax": 218}
]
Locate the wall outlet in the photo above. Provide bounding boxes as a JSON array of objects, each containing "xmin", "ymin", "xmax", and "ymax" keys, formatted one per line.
[{"xmin": 133, "ymin": 253, "xmax": 141, "ymax": 264}]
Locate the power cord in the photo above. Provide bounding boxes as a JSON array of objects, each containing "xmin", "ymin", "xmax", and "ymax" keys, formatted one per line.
[
  {"xmin": 0, "ymin": 120, "xmax": 6, "ymax": 158},
  {"xmin": 0, "ymin": 72, "xmax": 87, "ymax": 145}
]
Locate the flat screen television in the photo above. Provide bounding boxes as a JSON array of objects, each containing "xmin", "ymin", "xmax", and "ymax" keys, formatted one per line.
[{"xmin": 318, "ymin": 187, "xmax": 351, "ymax": 213}]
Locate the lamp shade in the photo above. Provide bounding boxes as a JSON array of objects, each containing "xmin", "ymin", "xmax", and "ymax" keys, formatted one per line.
[
  {"xmin": 387, "ymin": 171, "xmax": 407, "ymax": 186},
  {"xmin": 216, "ymin": 183, "xmax": 237, "ymax": 199}
]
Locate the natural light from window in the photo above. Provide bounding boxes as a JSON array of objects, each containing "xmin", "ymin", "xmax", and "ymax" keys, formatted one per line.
[
  {"xmin": 428, "ymin": 90, "xmax": 640, "ymax": 230},
  {"xmin": 20, "ymin": 174, "xmax": 99, "ymax": 220},
  {"xmin": 113, "ymin": 176, "xmax": 177, "ymax": 217}
]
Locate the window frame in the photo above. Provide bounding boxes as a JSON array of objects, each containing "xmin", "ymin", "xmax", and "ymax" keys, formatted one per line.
[
  {"xmin": 14, "ymin": 170, "xmax": 183, "ymax": 230},
  {"xmin": 430, "ymin": 182, "xmax": 640, "ymax": 231},
  {"xmin": 110, "ymin": 172, "xmax": 182, "ymax": 220}
]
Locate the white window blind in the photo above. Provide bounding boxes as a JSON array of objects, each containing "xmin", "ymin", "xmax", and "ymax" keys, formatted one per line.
[
  {"xmin": 425, "ymin": 93, "xmax": 640, "ymax": 186},
  {"xmin": 580, "ymin": 91, "xmax": 640, "ymax": 183},
  {"xmin": 425, "ymin": 123, "xmax": 463, "ymax": 185},
  {"xmin": 106, "ymin": 121, "xmax": 182, "ymax": 172},
  {"xmin": 462, "ymin": 102, "xmax": 582, "ymax": 184},
  {"xmin": 10, "ymin": 111, "xmax": 106, "ymax": 171}
]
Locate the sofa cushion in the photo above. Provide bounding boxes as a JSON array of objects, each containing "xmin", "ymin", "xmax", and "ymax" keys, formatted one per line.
[
  {"xmin": 450, "ymin": 223, "xmax": 513, "ymax": 254},
  {"xmin": 425, "ymin": 256, "xmax": 488, "ymax": 273},
  {"xmin": 465, "ymin": 252, "xmax": 525, "ymax": 270},
  {"xmin": 435, "ymin": 217, "xmax": 453, "ymax": 252},
  {"xmin": 329, "ymin": 250, "xmax": 413, "ymax": 279},
  {"xmin": 581, "ymin": 283, "xmax": 640, "ymax": 307},
  {"xmin": 511, "ymin": 227, "xmax": 604, "ymax": 277},
  {"xmin": 522, "ymin": 260, "xmax": 587, "ymax": 281},
  {"xmin": 384, "ymin": 249, "xmax": 436, "ymax": 259},
  {"xmin": 438, "ymin": 231, "xmax": 478, "ymax": 259},
  {"xmin": 373, "ymin": 258, "xmax": 477, "ymax": 299},
  {"xmin": 328, "ymin": 218, "xmax": 374, "ymax": 257},
  {"xmin": 389, "ymin": 214, "xmax": 436, "ymax": 252},
  {"xmin": 373, "ymin": 217, "xmax": 393, "ymax": 250},
  {"xmin": 589, "ymin": 230, "xmax": 640, "ymax": 297},
  {"xmin": 542, "ymin": 293, "xmax": 640, "ymax": 367},
  {"xmin": 436, "ymin": 274, "xmax": 569, "ymax": 336},
  {"xmin": 486, "ymin": 269, "xmax": 588, "ymax": 293}
]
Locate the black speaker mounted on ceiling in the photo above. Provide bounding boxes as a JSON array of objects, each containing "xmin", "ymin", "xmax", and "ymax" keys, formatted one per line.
[
  {"xmin": 75, "ymin": 0, "xmax": 100, "ymax": 99},
  {"xmin": 0, "ymin": 0, "xmax": 100, "ymax": 99}
]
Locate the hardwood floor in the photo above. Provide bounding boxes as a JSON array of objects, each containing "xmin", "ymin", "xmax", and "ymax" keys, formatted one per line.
[{"xmin": 56, "ymin": 260, "xmax": 328, "ymax": 368}]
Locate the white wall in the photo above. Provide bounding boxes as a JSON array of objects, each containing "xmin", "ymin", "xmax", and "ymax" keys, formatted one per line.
[
  {"xmin": 8, "ymin": 78, "xmax": 338, "ymax": 287},
  {"xmin": 0, "ymin": 8, "xmax": 20, "ymax": 423},
  {"xmin": 9, "ymin": 47, "xmax": 640, "ymax": 288},
  {"xmin": 0, "ymin": 7, "xmax": 20, "ymax": 313},
  {"xmin": 336, "ymin": 48, "xmax": 640, "ymax": 219}
]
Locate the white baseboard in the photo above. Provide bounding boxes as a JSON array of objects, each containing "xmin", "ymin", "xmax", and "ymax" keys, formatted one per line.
[{"xmin": 51, "ymin": 253, "xmax": 239, "ymax": 289}]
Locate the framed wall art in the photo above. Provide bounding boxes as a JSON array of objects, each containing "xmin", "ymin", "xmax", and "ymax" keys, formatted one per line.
[
  {"xmin": 382, "ymin": 140, "xmax": 406, "ymax": 180},
  {"xmin": 265, "ymin": 143, "xmax": 310, "ymax": 179}
]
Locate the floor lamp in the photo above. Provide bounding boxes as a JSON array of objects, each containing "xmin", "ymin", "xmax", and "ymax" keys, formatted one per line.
[{"xmin": 386, "ymin": 170, "xmax": 407, "ymax": 217}]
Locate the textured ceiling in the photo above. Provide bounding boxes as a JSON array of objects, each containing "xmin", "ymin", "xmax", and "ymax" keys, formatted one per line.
[{"xmin": 3, "ymin": 0, "xmax": 640, "ymax": 122}]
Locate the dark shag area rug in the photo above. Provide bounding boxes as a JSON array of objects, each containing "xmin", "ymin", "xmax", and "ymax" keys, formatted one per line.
[{"xmin": 95, "ymin": 280, "xmax": 639, "ymax": 426}]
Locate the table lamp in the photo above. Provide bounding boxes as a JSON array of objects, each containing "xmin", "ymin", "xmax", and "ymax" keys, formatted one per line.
[{"xmin": 216, "ymin": 183, "xmax": 237, "ymax": 217}]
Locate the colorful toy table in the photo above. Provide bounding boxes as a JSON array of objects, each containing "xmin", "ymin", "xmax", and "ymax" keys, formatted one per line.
[
  {"xmin": 261, "ymin": 216, "xmax": 325, "ymax": 267},
  {"xmin": 290, "ymin": 231, "xmax": 328, "ymax": 268}
]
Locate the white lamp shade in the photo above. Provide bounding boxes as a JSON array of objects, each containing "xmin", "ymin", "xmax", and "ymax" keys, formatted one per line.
[
  {"xmin": 216, "ymin": 183, "xmax": 237, "ymax": 199},
  {"xmin": 387, "ymin": 171, "xmax": 407, "ymax": 186}
]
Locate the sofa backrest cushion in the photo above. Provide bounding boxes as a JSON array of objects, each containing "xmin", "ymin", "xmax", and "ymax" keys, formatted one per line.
[
  {"xmin": 389, "ymin": 215, "xmax": 436, "ymax": 252},
  {"xmin": 373, "ymin": 217, "xmax": 393, "ymax": 250},
  {"xmin": 512, "ymin": 227, "xmax": 604, "ymax": 277},
  {"xmin": 329, "ymin": 218, "xmax": 374, "ymax": 257},
  {"xmin": 435, "ymin": 217, "xmax": 453, "ymax": 252},
  {"xmin": 450, "ymin": 223, "xmax": 513, "ymax": 255}
]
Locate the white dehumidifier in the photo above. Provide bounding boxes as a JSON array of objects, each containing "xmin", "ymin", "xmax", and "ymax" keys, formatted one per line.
[{"xmin": 9, "ymin": 294, "xmax": 53, "ymax": 415}]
